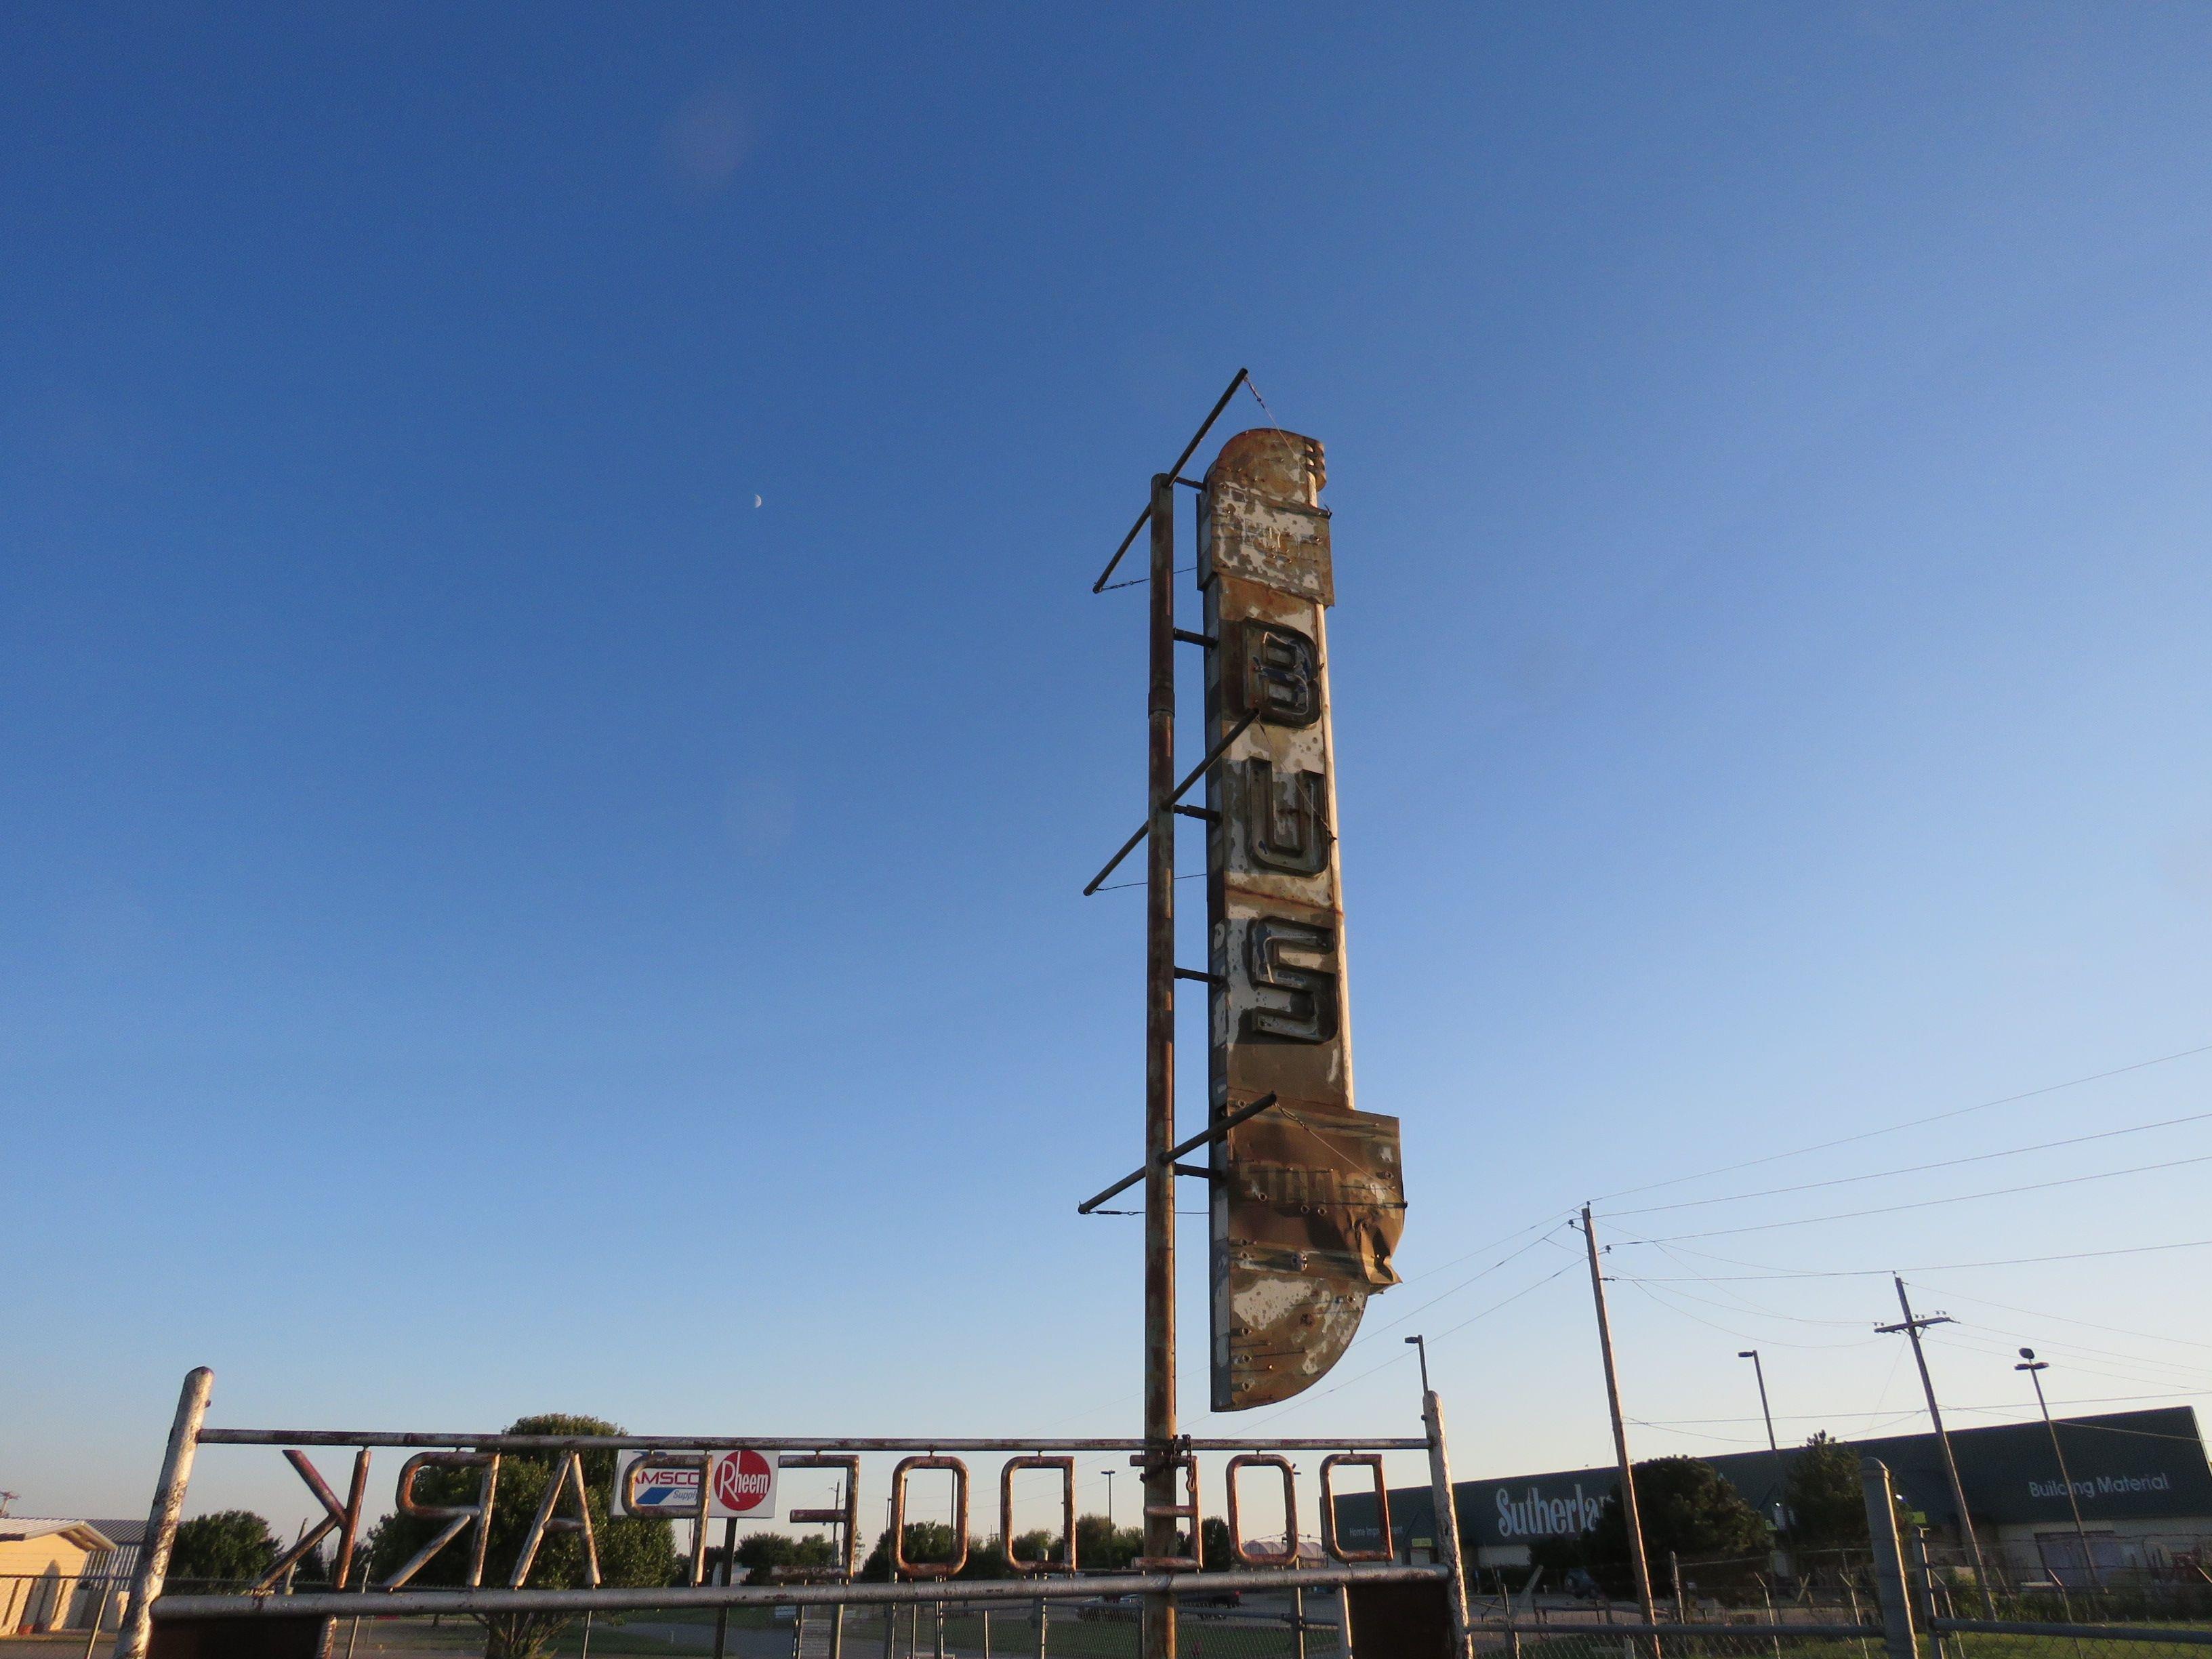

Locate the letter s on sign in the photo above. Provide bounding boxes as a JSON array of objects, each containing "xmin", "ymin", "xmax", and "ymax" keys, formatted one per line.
[{"xmin": 1241, "ymin": 916, "xmax": 1340, "ymax": 1044}]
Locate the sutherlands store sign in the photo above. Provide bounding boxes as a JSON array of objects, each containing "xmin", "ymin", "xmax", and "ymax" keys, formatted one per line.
[{"xmin": 1201, "ymin": 430, "xmax": 1406, "ymax": 1410}]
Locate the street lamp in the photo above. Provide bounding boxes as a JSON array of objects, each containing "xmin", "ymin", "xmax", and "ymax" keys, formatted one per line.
[
  {"xmin": 1102, "ymin": 1469, "xmax": 1115, "ymax": 1531},
  {"xmin": 1405, "ymin": 1334, "xmax": 1431, "ymax": 1394},
  {"xmin": 2018, "ymin": 1348, "xmax": 2100, "ymax": 1590},
  {"xmin": 1738, "ymin": 1351, "xmax": 1787, "ymax": 1542}
]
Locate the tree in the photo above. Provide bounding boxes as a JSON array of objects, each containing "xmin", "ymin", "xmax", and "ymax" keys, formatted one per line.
[
  {"xmin": 860, "ymin": 1521, "xmax": 962, "ymax": 1581},
  {"xmin": 168, "ymin": 1511, "xmax": 279, "ymax": 1587},
  {"xmin": 1008, "ymin": 1530, "xmax": 1061, "ymax": 1569},
  {"xmin": 363, "ymin": 1414, "xmax": 678, "ymax": 1659},
  {"xmin": 1200, "ymin": 1517, "xmax": 1233, "ymax": 1572},
  {"xmin": 1073, "ymin": 1513, "xmax": 1141, "ymax": 1572},
  {"xmin": 1786, "ymin": 1433, "xmax": 1868, "ymax": 1551},
  {"xmin": 1586, "ymin": 1458, "xmax": 1771, "ymax": 1593},
  {"xmin": 958, "ymin": 1537, "xmax": 1012, "ymax": 1580},
  {"xmin": 724, "ymin": 1530, "xmax": 837, "ymax": 1583}
]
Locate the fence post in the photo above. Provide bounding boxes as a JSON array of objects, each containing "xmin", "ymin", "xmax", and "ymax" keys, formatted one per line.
[
  {"xmin": 1032, "ymin": 1596, "xmax": 1046, "ymax": 1659},
  {"xmin": 1860, "ymin": 1458, "xmax": 1917, "ymax": 1659},
  {"xmin": 1424, "ymin": 1388, "xmax": 1477, "ymax": 1659},
  {"xmin": 81, "ymin": 1584, "xmax": 113, "ymax": 1659},
  {"xmin": 115, "ymin": 1367, "xmax": 213, "ymax": 1659}
]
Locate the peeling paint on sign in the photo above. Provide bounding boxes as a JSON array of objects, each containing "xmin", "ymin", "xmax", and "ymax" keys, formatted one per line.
[{"xmin": 1202, "ymin": 429, "xmax": 1404, "ymax": 1412}]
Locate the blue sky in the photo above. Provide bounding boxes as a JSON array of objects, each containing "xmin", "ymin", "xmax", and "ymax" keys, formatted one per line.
[{"xmin": 5, "ymin": 4, "xmax": 2211, "ymax": 1540}]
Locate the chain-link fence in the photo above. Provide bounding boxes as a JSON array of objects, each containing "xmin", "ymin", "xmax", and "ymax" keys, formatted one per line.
[
  {"xmin": 1918, "ymin": 1535, "xmax": 2212, "ymax": 1624},
  {"xmin": 260, "ymin": 1593, "xmax": 1351, "ymax": 1657}
]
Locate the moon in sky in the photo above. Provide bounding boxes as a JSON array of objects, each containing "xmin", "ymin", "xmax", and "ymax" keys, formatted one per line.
[{"xmin": 752, "ymin": 494, "xmax": 762, "ymax": 508}]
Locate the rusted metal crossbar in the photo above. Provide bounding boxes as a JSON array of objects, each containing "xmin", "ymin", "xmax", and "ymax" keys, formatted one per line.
[
  {"xmin": 1077, "ymin": 1092, "xmax": 1280, "ymax": 1214},
  {"xmin": 197, "ymin": 1429, "xmax": 1420, "ymax": 1451},
  {"xmin": 152, "ymin": 1562, "xmax": 1450, "ymax": 1620},
  {"xmin": 1080, "ymin": 705, "xmax": 1259, "ymax": 894}
]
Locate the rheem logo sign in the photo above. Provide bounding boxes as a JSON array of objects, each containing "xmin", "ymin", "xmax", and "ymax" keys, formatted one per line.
[{"xmin": 712, "ymin": 1450, "xmax": 775, "ymax": 1517}]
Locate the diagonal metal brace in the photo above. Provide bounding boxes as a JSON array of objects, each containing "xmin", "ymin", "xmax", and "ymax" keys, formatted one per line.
[
  {"xmin": 1091, "ymin": 369, "xmax": 1249, "ymax": 593},
  {"xmin": 1081, "ymin": 708, "xmax": 1259, "ymax": 895},
  {"xmin": 1077, "ymin": 1093, "xmax": 1279, "ymax": 1215}
]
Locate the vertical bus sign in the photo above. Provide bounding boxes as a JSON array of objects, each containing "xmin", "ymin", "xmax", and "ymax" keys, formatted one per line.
[{"xmin": 1200, "ymin": 429, "xmax": 1405, "ymax": 1411}]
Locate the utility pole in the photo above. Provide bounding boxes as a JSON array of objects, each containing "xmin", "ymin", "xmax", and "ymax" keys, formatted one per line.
[
  {"xmin": 1580, "ymin": 1206, "xmax": 1657, "ymax": 1629},
  {"xmin": 1738, "ymin": 1350, "xmax": 1788, "ymax": 1539},
  {"xmin": 1876, "ymin": 1277, "xmax": 1994, "ymax": 1616},
  {"xmin": 1141, "ymin": 472, "xmax": 1179, "ymax": 1659},
  {"xmin": 2018, "ymin": 1348, "xmax": 2100, "ymax": 1591}
]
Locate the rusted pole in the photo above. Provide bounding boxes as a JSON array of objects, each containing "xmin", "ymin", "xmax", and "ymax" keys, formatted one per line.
[
  {"xmin": 1422, "ymin": 1390, "xmax": 1475, "ymax": 1659},
  {"xmin": 1578, "ymin": 1210, "xmax": 1658, "ymax": 1634},
  {"xmin": 1143, "ymin": 470, "xmax": 1179, "ymax": 1659},
  {"xmin": 1859, "ymin": 1459, "xmax": 1917, "ymax": 1659},
  {"xmin": 115, "ymin": 1366, "xmax": 213, "ymax": 1659}
]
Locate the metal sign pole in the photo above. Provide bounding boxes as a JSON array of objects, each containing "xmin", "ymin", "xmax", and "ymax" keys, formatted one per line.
[{"xmin": 1142, "ymin": 470, "xmax": 1180, "ymax": 1659}]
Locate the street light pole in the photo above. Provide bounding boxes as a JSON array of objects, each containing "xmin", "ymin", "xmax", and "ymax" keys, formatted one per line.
[
  {"xmin": 1102, "ymin": 1469, "xmax": 1115, "ymax": 1532},
  {"xmin": 1405, "ymin": 1334, "xmax": 1431, "ymax": 1395},
  {"xmin": 2018, "ymin": 1349, "xmax": 2100, "ymax": 1591}
]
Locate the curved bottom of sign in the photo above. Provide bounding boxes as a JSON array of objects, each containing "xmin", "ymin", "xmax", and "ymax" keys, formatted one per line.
[{"xmin": 1213, "ymin": 1268, "xmax": 1371, "ymax": 1411}]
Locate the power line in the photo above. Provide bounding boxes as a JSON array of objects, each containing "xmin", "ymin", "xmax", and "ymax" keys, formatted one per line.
[
  {"xmin": 1614, "ymin": 1235, "xmax": 2212, "ymax": 1279},
  {"xmin": 1910, "ymin": 1285, "xmax": 2212, "ymax": 1355},
  {"xmin": 1625, "ymin": 1273, "xmax": 1871, "ymax": 1332},
  {"xmin": 1639, "ymin": 1239, "xmax": 1875, "ymax": 1326},
  {"xmin": 1248, "ymin": 1261, "xmax": 1580, "ymax": 1425},
  {"xmin": 1922, "ymin": 1329, "xmax": 2212, "ymax": 1397},
  {"xmin": 1618, "ymin": 1151, "xmax": 2212, "ymax": 1244},
  {"xmin": 1396, "ymin": 1211, "xmax": 1579, "ymax": 1288},
  {"xmin": 1632, "ymin": 1390, "xmax": 2207, "ymax": 1428},
  {"xmin": 1624, "ymin": 1278, "xmax": 1884, "ymax": 1351},
  {"xmin": 1590, "ymin": 1041, "xmax": 2212, "ymax": 1205},
  {"xmin": 1605, "ymin": 1111, "xmax": 2212, "ymax": 1218},
  {"xmin": 1358, "ymin": 1222, "xmax": 1576, "ymax": 1340}
]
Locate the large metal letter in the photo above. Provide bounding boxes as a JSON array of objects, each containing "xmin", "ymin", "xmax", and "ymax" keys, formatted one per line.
[
  {"xmin": 1202, "ymin": 429, "xmax": 1404, "ymax": 1411},
  {"xmin": 384, "ymin": 1453, "xmax": 499, "ymax": 1589}
]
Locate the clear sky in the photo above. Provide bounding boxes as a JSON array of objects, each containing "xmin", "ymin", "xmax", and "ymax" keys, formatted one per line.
[{"xmin": 5, "ymin": 4, "xmax": 2211, "ymax": 1543}]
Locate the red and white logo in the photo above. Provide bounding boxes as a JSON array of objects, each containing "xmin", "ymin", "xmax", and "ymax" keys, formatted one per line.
[{"xmin": 712, "ymin": 1450, "xmax": 775, "ymax": 1515}]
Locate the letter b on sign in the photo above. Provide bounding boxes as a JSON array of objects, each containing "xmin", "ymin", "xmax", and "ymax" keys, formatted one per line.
[{"xmin": 712, "ymin": 1449, "xmax": 776, "ymax": 1517}]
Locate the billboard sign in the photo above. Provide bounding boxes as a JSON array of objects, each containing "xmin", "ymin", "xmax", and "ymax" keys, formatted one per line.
[
  {"xmin": 611, "ymin": 1450, "xmax": 780, "ymax": 1519},
  {"xmin": 1200, "ymin": 429, "xmax": 1404, "ymax": 1411}
]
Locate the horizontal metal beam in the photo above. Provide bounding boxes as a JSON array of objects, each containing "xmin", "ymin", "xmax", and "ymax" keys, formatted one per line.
[
  {"xmin": 1933, "ymin": 1624, "xmax": 2212, "ymax": 1645},
  {"xmin": 1078, "ymin": 1093, "xmax": 1279, "ymax": 1215},
  {"xmin": 1536, "ymin": 1627, "xmax": 1879, "ymax": 1642},
  {"xmin": 1081, "ymin": 708, "xmax": 1258, "ymax": 895},
  {"xmin": 194, "ymin": 1421, "xmax": 1413, "ymax": 1454},
  {"xmin": 1090, "ymin": 369, "xmax": 1248, "ymax": 593},
  {"xmin": 154, "ymin": 1562, "xmax": 1446, "ymax": 1620}
]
